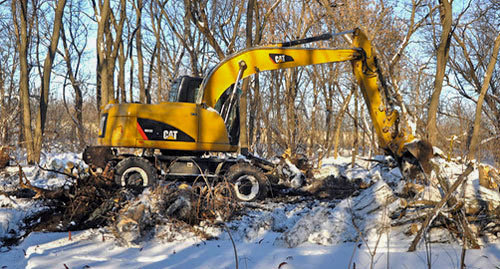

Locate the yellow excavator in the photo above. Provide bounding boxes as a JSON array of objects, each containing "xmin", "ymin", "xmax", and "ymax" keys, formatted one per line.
[{"xmin": 84, "ymin": 28, "xmax": 432, "ymax": 202}]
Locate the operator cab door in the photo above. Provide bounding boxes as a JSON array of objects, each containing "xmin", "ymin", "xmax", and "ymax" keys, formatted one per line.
[{"xmin": 168, "ymin": 76, "xmax": 203, "ymax": 103}]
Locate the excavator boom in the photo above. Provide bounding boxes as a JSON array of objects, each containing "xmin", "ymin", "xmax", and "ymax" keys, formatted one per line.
[{"xmin": 198, "ymin": 28, "xmax": 421, "ymax": 163}]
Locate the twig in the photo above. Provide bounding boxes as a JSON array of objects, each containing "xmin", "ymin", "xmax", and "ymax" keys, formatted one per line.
[
  {"xmin": 37, "ymin": 163, "xmax": 79, "ymax": 180},
  {"xmin": 0, "ymin": 189, "xmax": 18, "ymax": 205},
  {"xmin": 348, "ymin": 237, "xmax": 360, "ymax": 269},
  {"xmin": 221, "ymin": 221, "xmax": 238, "ymax": 269}
]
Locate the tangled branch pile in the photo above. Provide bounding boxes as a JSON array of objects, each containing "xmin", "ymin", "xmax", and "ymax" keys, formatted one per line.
[{"xmin": 14, "ymin": 166, "xmax": 239, "ymax": 245}]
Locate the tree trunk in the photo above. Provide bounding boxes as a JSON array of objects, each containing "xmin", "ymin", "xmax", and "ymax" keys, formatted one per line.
[
  {"xmin": 352, "ymin": 86, "xmax": 359, "ymax": 167},
  {"xmin": 60, "ymin": 23, "xmax": 85, "ymax": 149},
  {"xmin": 285, "ymin": 69, "xmax": 298, "ymax": 154},
  {"xmin": 94, "ymin": 0, "xmax": 125, "ymax": 108},
  {"xmin": 333, "ymin": 86, "xmax": 356, "ymax": 158},
  {"xmin": 467, "ymin": 33, "xmax": 500, "ymax": 160},
  {"xmin": 134, "ymin": 0, "xmax": 148, "ymax": 104},
  {"xmin": 95, "ymin": 0, "xmax": 111, "ymax": 108},
  {"xmin": 155, "ymin": 39, "xmax": 163, "ymax": 101},
  {"xmin": 33, "ymin": 0, "xmax": 67, "ymax": 161},
  {"xmin": 118, "ymin": 41, "xmax": 126, "ymax": 102},
  {"xmin": 309, "ymin": 80, "xmax": 318, "ymax": 159},
  {"xmin": 426, "ymin": 0, "xmax": 453, "ymax": 145},
  {"xmin": 146, "ymin": 43, "xmax": 157, "ymax": 102},
  {"xmin": 324, "ymin": 76, "xmax": 335, "ymax": 157},
  {"xmin": 13, "ymin": 0, "xmax": 36, "ymax": 163},
  {"xmin": 238, "ymin": 0, "xmax": 255, "ymax": 155}
]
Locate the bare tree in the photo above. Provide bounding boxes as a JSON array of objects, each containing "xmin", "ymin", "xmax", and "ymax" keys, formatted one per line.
[
  {"xmin": 466, "ymin": 33, "xmax": 500, "ymax": 160},
  {"xmin": 445, "ymin": 0, "xmax": 500, "ymax": 163},
  {"xmin": 12, "ymin": 0, "xmax": 36, "ymax": 163},
  {"xmin": 92, "ymin": 0, "xmax": 126, "ymax": 108},
  {"xmin": 32, "ymin": 0, "xmax": 67, "ymax": 161},
  {"xmin": 132, "ymin": 0, "xmax": 149, "ymax": 103},
  {"xmin": 59, "ymin": 0, "xmax": 89, "ymax": 149},
  {"xmin": 426, "ymin": 0, "xmax": 453, "ymax": 145},
  {"xmin": 0, "ymin": 10, "xmax": 20, "ymax": 146}
]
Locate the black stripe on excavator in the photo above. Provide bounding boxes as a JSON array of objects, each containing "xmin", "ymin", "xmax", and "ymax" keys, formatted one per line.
[
  {"xmin": 269, "ymin": 54, "xmax": 294, "ymax": 64},
  {"xmin": 137, "ymin": 118, "xmax": 195, "ymax": 142},
  {"xmin": 98, "ymin": 113, "xmax": 108, "ymax": 138}
]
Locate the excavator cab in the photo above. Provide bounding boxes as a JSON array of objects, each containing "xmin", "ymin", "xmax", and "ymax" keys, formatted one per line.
[{"xmin": 168, "ymin": 76, "xmax": 203, "ymax": 103}]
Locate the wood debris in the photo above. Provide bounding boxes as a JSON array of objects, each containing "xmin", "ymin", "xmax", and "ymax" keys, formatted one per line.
[{"xmin": 0, "ymin": 146, "xmax": 10, "ymax": 169}]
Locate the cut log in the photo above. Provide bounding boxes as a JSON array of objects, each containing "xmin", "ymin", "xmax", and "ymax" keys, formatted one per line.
[
  {"xmin": 479, "ymin": 165, "xmax": 499, "ymax": 190},
  {"xmin": 0, "ymin": 146, "xmax": 10, "ymax": 169}
]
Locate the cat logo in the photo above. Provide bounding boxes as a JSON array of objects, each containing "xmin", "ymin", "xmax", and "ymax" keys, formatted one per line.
[
  {"xmin": 274, "ymin": 55, "xmax": 286, "ymax": 63},
  {"xmin": 269, "ymin": 53, "xmax": 294, "ymax": 64},
  {"xmin": 163, "ymin": 130, "xmax": 178, "ymax": 140}
]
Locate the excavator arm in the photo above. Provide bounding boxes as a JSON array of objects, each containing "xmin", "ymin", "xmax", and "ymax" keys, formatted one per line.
[{"xmin": 198, "ymin": 28, "xmax": 431, "ymax": 174}]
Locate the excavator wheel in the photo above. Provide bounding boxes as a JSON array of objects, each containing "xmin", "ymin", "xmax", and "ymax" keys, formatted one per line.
[
  {"xmin": 225, "ymin": 163, "xmax": 268, "ymax": 202},
  {"xmin": 115, "ymin": 157, "xmax": 157, "ymax": 187}
]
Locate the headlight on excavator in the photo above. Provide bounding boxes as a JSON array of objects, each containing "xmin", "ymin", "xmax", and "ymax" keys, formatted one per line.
[{"xmin": 98, "ymin": 113, "xmax": 108, "ymax": 138}]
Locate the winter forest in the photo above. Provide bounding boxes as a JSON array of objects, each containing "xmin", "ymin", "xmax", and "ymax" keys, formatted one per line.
[
  {"xmin": 0, "ymin": 0, "xmax": 500, "ymax": 268},
  {"xmin": 0, "ymin": 0, "xmax": 497, "ymax": 164}
]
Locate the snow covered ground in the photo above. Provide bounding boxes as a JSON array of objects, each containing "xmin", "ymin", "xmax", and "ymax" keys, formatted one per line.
[
  {"xmin": 0, "ymin": 152, "xmax": 499, "ymax": 268},
  {"xmin": 1, "ymin": 230, "xmax": 500, "ymax": 268}
]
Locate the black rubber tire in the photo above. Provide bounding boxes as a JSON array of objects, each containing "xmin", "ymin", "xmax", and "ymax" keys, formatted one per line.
[
  {"xmin": 225, "ymin": 163, "xmax": 268, "ymax": 202},
  {"xmin": 114, "ymin": 157, "xmax": 157, "ymax": 187}
]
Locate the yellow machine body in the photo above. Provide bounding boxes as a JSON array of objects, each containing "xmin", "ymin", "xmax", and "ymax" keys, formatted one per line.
[
  {"xmin": 97, "ymin": 28, "xmax": 415, "ymax": 158},
  {"xmin": 98, "ymin": 101, "xmax": 238, "ymax": 152}
]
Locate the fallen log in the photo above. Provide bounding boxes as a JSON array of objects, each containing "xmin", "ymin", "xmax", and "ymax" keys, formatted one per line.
[{"xmin": 18, "ymin": 165, "xmax": 67, "ymax": 200}]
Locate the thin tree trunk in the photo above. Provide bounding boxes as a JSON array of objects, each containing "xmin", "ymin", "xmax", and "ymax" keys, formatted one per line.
[
  {"xmin": 467, "ymin": 33, "xmax": 500, "ymax": 160},
  {"xmin": 352, "ymin": 86, "xmax": 359, "ymax": 167},
  {"xmin": 33, "ymin": 0, "xmax": 67, "ymax": 161},
  {"xmin": 333, "ymin": 86, "xmax": 356, "ymax": 158},
  {"xmin": 426, "ymin": 0, "xmax": 453, "ymax": 145},
  {"xmin": 267, "ymin": 82, "xmax": 275, "ymax": 155},
  {"xmin": 239, "ymin": 0, "xmax": 255, "ymax": 155},
  {"xmin": 324, "ymin": 78, "xmax": 334, "ymax": 157},
  {"xmin": 95, "ymin": 0, "xmax": 111, "ymax": 108},
  {"xmin": 146, "ymin": 43, "xmax": 157, "ymax": 101},
  {"xmin": 13, "ymin": 0, "xmax": 36, "ymax": 163},
  {"xmin": 285, "ymin": 69, "xmax": 298, "ymax": 154},
  {"xmin": 93, "ymin": 0, "xmax": 125, "ymax": 107},
  {"xmin": 60, "ymin": 23, "xmax": 85, "ymax": 149},
  {"xmin": 156, "ymin": 39, "xmax": 162, "ymax": 102},
  {"xmin": 118, "ymin": 41, "xmax": 126, "ymax": 102},
  {"xmin": 128, "ymin": 46, "xmax": 135, "ymax": 102},
  {"xmin": 134, "ymin": 0, "xmax": 148, "ymax": 103},
  {"xmin": 309, "ymin": 80, "xmax": 318, "ymax": 159}
]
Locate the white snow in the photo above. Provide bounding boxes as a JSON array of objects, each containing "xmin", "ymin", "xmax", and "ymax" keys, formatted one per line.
[
  {"xmin": 0, "ymin": 152, "xmax": 499, "ymax": 268},
  {"xmin": 1, "ymin": 230, "xmax": 499, "ymax": 269}
]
